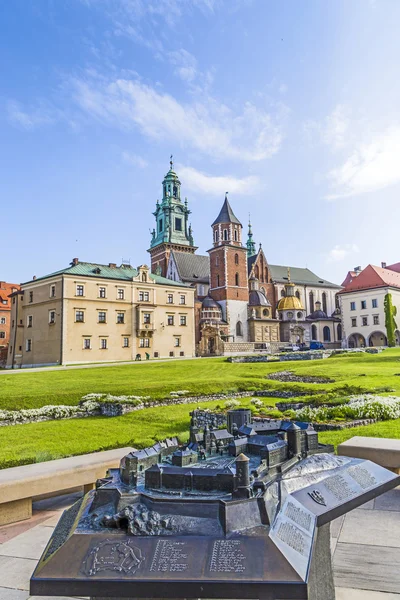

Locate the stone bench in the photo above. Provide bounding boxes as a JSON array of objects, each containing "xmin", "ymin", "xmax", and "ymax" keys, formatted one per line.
[
  {"xmin": 337, "ymin": 436, "xmax": 400, "ymax": 474},
  {"xmin": 0, "ymin": 446, "xmax": 134, "ymax": 526}
]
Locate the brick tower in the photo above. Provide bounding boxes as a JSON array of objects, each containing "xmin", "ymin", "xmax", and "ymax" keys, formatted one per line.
[
  {"xmin": 208, "ymin": 194, "xmax": 249, "ymax": 341},
  {"xmin": 148, "ymin": 157, "xmax": 197, "ymax": 276}
]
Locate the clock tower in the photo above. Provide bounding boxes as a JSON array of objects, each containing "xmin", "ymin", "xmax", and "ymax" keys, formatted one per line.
[{"xmin": 148, "ymin": 158, "xmax": 197, "ymax": 276}]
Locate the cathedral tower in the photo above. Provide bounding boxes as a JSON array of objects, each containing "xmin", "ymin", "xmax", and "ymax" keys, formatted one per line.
[
  {"xmin": 208, "ymin": 194, "xmax": 249, "ymax": 341},
  {"xmin": 148, "ymin": 157, "xmax": 197, "ymax": 276}
]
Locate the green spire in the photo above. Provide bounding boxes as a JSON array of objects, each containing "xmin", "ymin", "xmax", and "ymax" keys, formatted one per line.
[{"xmin": 246, "ymin": 215, "xmax": 256, "ymax": 257}]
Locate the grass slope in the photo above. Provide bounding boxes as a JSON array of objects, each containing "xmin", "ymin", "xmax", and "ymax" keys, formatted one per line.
[{"xmin": 1, "ymin": 350, "xmax": 400, "ymax": 469}]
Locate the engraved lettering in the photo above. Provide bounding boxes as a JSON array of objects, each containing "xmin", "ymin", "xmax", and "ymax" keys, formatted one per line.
[
  {"xmin": 150, "ymin": 540, "xmax": 188, "ymax": 573},
  {"xmin": 209, "ymin": 540, "xmax": 246, "ymax": 573},
  {"xmin": 276, "ymin": 522, "xmax": 307, "ymax": 557},
  {"xmin": 285, "ymin": 500, "xmax": 312, "ymax": 532},
  {"xmin": 323, "ymin": 474, "xmax": 357, "ymax": 501},
  {"xmin": 348, "ymin": 465, "xmax": 377, "ymax": 490}
]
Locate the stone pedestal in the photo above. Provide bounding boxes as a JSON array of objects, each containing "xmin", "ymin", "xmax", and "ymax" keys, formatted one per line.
[{"xmin": 0, "ymin": 497, "xmax": 32, "ymax": 526}]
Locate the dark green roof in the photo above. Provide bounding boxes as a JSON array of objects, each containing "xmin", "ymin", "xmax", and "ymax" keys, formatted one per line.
[
  {"xmin": 22, "ymin": 262, "xmax": 190, "ymax": 288},
  {"xmin": 269, "ymin": 264, "xmax": 340, "ymax": 289}
]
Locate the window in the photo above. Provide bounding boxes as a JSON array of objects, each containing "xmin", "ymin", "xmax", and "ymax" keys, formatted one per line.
[
  {"xmin": 180, "ymin": 351, "xmax": 185, "ymax": 357},
  {"xmin": 337, "ymin": 323, "xmax": 342, "ymax": 340},
  {"xmin": 372, "ymin": 299, "xmax": 378, "ymax": 308},
  {"xmin": 167, "ymin": 315, "xmax": 174, "ymax": 326},
  {"xmin": 236, "ymin": 321, "xmax": 243, "ymax": 336},
  {"xmin": 75, "ymin": 310, "xmax": 84, "ymax": 323},
  {"xmin": 3, "ymin": 299, "xmax": 8, "ymax": 305},
  {"xmin": 309, "ymin": 291, "xmax": 314, "ymax": 313},
  {"xmin": 154, "ymin": 351, "xmax": 159, "ymax": 358},
  {"xmin": 175, "ymin": 217, "xmax": 182, "ymax": 231},
  {"xmin": 214, "ymin": 230, "xmax": 219, "ymax": 243},
  {"xmin": 117, "ymin": 288, "xmax": 125, "ymax": 300},
  {"xmin": 322, "ymin": 292, "xmax": 327, "ymax": 315},
  {"xmin": 143, "ymin": 313, "xmax": 151, "ymax": 324},
  {"xmin": 180, "ymin": 295, "xmax": 186, "ymax": 305},
  {"xmin": 100, "ymin": 338, "xmax": 108, "ymax": 349},
  {"xmin": 139, "ymin": 338, "xmax": 150, "ymax": 348},
  {"xmin": 76, "ymin": 285, "xmax": 84, "ymax": 296},
  {"xmin": 281, "ymin": 289, "xmax": 286, "ymax": 297},
  {"xmin": 311, "ymin": 324, "xmax": 317, "ymax": 340},
  {"xmin": 235, "ymin": 253, "xmax": 239, "ymax": 265},
  {"xmin": 49, "ymin": 311, "xmax": 56, "ymax": 324},
  {"xmin": 351, "ymin": 318, "xmax": 357, "ymax": 327},
  {"xmin": 223, "ymin": 229, "xmax": 228, "ymax": 241},
  {"xmin": 234, "ymin": 229, "xmax": 238, "ymax": 241},
  {"xmin": 159, "ymin": 219, "xmax": 163, "ymax": 232},
  {"xmin": 235, "ymin": 273, "xmax": 239, "ymax": 286},
  {"xmin": 27, "ymin": 315, "xmax": 32, "ymax": 328},
  {"xmin": 50, "ymin": 285, "xmax": 56, "ymax": 298},
  {"xmin": 123, "ymin": 337, "xmax": 129, "ymax": 348},
  {"xmin": 117, "ymin": 312, "xmax": 125, "ymax": 324},
  {"xmin": 29, "ymin": 291, "xmax": 33, "ymax": 303},
  {"xmin": 0, "ymin": 317, "xmax": 5, "ymax": 324},
  {"xmin": 169, "ymin": 351, "xmax": 174, "ymax": 357},
  {"xmin": 99, "ymin": 287, "xmax": 106, "ymax": 298},
  {"xmin": 361, "ymin": 300, "xmax": 367, "ymax": 310},
  {"xmin": 373, "ymin": 315, "xmax": 379, "ymax": 325},
  {"xmin": 142, "ymin": 272, "xmax": 147, "ymax": 282},
  {"xmin": 323, "ymin": 326, "xmax": 331, "ymax": 342},
  {"xmin": 83, "ymin": 338, "xmax": 91, "ymax": 350},
  {"xmin": 362, "ymin": 317, "xmax": 368, "ymax": 326},
  {"xmin": 0, "ymin": 332, "xmax": 5, "ymax": 339},
  {"xmin": 180, "ymin": 315, "xmax": 187, "ymax": 326},
  {"xmin": 295, "ymin": 290, "xmax": 300, "ymax": 299},
  {"xmin": 217, "ymin": 274, "xmax": 220, "ymax": 287},
  {"xmin": 167, "ymin": 294, "xmax": 174, "ymax": 304},
  {"xmin": 139, "ymin": 291, "xmax": 150, "ymax": 302},
  {"xmin": 297, "ymin": 311, "xmax": 303, "ymax": 319},
  {"xmin": 26, "ymin": 339, "xmax": 32, "ymax": 352},
  {"xmin": 12, "ymin": 320, "xmax": 14, "ymax": 328},
  {"xmin": 350, "ymin": 302, "xmax": 356, "ymax": 311},
  {"xmin": 98, "ymin": 311, "xmax": 107, "ymax": 323},
  {"xmin": 174, "ymin": 337, "xmax": 181, "ymax": 347}
]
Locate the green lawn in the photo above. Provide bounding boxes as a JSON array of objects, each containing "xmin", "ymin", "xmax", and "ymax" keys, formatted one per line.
[{"xmin": 1, "ymin": 350, "xmax": 400, "ymax": 469}]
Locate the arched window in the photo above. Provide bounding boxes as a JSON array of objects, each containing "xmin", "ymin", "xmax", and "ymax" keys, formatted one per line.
[
  {"xmin": 236, "ymin": 321, "xmax": 243, "ymax": 336},
  {"xmin": 337, "ymin": 323, "xmax": 342, "ymax": 340},
  {"xmin": 322, "ymin": 292, "xmax": 327, "ymax": 314},
  {"xmin": 223, "ymin": 229, "xmax": 228, "ymax": 241},
  {"xmin": 309, "ymin": 291, "xmax": 314, "ymax": 313},
  {"xmin": 214, "ymin": 230, "xmax": 219, "ymax": 243},
  {"xmin": 234, "ymin": 230, "xmax": 238, "ymax": 241},
  {"xmin": 311, "ymin": 324, "xmax": 317, "ymax": 340},
  {"xmin": 295, "ymin": 290, "xmax": 300, "ymax": 299},
  {"xmin": 235, "ymin": 273, "xmax": 239, "ymax": 286},
  {"xmin": 323, "ymin": 326, "xmax": 331, "ymax": 342},
  {"xmin": 281, "ymin": 289, "xmax": 286, "ymax": 297},
  {"xmin": 234, "ymin": 253, "xmax": 239, "ymax": 265}
]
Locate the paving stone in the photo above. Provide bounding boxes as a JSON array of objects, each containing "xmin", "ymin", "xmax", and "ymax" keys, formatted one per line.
[
  {"xmin": 339, "ymin": 508, "xmax": 400, "ymax": 548},
  {"xmin": 331, "ymin": 515, "xmax": 345, "ymax": 538},
  {"xmin": 335, "ymin": 587, "xmax": 400, "ymax": 599},
  {"xmin": 0, "ymin": 556, "xmax": 36, "ymax": 590},
  {"xmin": 0, "ymin": 525, "xmax": 53, "ymax": 560},
  {"xmin": 0, "ymin": 588, "xmax": 29, "ymax": 599},
  {"xmin": 334, "ymin": 542, "xmax": 400, "ymax": 594},
  {"xmin": 374, "ymin": 486, "xmax": 400, "ymax": 512}
]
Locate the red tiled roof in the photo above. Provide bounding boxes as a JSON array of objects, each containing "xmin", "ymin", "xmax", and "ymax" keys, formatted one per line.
[
  {"xmin": 340, "ymin": 265, "xmax": 400, "ymax": 294},
  {"xmin": 387, "ymin": 262, "xmax": 400, "ymax": 273},
  {"xmin": 341, "ymin": 271, "xmax": 357, "ymax": 287},
  {"xmin": 0, "ymin": 282, "xmax": 20, "ymax": 310}
]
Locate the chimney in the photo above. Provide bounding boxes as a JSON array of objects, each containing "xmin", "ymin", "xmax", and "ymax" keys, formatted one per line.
[
  {"xmin": 109, "ymin": 263, "xmax": 117, "ymax": 268},
  {"xmin": 32, "ymin": 276, "xmax": 36, "ymax": 281},
  {"xmin": 354, "ymin": 266, "xmax": 361, "ymax": 275},
  {"xmin": 72, "ymin": 258, "xmax": 79, "ymax": 265},
  {"xmin": 381, "ymin": 262, "xmax": 387, "ymax": 269}
]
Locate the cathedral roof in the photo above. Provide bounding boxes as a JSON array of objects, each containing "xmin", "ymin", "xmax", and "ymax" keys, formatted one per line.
[
  {"xmin": 202, "ymin": 295, "xmax": 221, "ymax": 310},
  {"xmin": 307, "ymin": 309, "xmax": 328, "ymax": 320},
  {"xmin": 277, "ymin": 295, "xmax": 304, "ymax": 311},
  {"xmin": 249, "ymin": 290, "xmax": 271, "ymax": 307},
  {"xmin": 172, "ymin": 252, "xmax": 210, "ymax": 283},
  {"xmin": 269, "ymin": 264, "xmax": 340, "ymax": 289},
  {"xmin": 212, "ymin": 196, "xmax": 242, "ymax": 226}
]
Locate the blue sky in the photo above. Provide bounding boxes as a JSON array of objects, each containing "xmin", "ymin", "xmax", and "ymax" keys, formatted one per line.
[{"xmin": 2, "ymin": 0, "xmax": 400, "ymax": 285}]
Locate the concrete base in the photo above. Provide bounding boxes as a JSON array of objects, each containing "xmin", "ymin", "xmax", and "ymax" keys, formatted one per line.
[{"xmin": 0, "ymin": 497, "xmax": 32, "ymax": 526}]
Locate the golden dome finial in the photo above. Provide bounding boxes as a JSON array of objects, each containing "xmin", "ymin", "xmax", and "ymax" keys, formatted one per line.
[{"xmin": 287, "ymin": 267, "xmax": 291, "ymax": 282}]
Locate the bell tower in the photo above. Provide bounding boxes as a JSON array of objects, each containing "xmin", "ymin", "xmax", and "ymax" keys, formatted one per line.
[
  {"xmin": 148, "ymin": 157, "xmax": 197, "ymax": 276},
  {"xmin": 208, "ymin": 194, "xmax": 249, "ymax": 341}
]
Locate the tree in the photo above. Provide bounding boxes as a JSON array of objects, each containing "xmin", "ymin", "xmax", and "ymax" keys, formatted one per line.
[{"xmin": 384, "ymin": 293, "xmax": 398, "ymax": 347}]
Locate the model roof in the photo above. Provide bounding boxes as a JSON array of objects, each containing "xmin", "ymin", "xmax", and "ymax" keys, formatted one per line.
[
  {"xmin": 171, "ymin": 252, "xmax": 210, "ymax": 283},
  {"xmin": 212, "ymin": 196, "xmax": 242, "ymax": 226},
  {"xmin": 340, "ymin": 264, "xmax": 400, "ymax": 294},
  {"xmin": 21, "ymin": 261, "xmax": 190, "ymax": 288}
]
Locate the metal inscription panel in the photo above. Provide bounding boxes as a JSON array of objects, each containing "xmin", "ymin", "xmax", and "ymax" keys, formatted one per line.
[
  {"xmin": 269, "ymin": 496, "xmax": 316, "ymax": 581},
  {"xmin": 292, "ymin": 459, "xmax": 399, "ymax": 521}
]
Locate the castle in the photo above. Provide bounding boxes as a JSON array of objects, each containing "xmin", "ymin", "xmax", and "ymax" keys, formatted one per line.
[{"xmin": 148, "ymin": 159, "xmax": 342, "ymax": 356}]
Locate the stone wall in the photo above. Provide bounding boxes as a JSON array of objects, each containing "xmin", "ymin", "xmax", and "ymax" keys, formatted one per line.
[
  {"xmin": 279, "ymin": 351, "xmax": 331, "ymax": 361},
  {"xmin": 190, "ymin": 409, "xmax": 227, "ymax": 428},
  {"xmin": 223, "ymin": 342, "xmax": 256, "ymax": 354}
]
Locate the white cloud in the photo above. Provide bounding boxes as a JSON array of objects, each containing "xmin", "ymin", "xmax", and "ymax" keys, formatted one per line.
[
  {"xmin": 71, "ymin": 75, "xmax": 284, "ymax": 161},
  {"xmin": 327, "ymin": 244, "xmax": 359, "ymax": 263},
  {"xmin": 121, "ymin": 151, "xmax": 148, "ymax": 168},
  {"xmin": 177, "ymin": 165, "xmax": 260, "ymax": 196},
  {"xmin": 304, "ymin": 104, "xmax": 350, "ymax": 151},
  {"xmin": 167, "ymin": 49, "xmax": 198, "ymax": 83},
  {"xmin": 326, "ymin": 126, "xmax": 400, "ymax": 199},
  {"xmin": 7, "ymin": 101, "xmax": 56, "ymax": 130}
]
